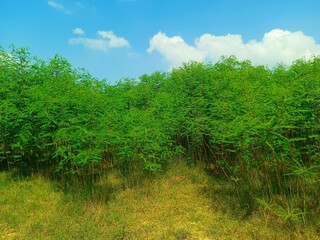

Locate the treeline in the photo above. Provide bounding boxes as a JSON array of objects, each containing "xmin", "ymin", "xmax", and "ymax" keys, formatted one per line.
[{"xmin": 1, "ymin": 47, "xmax": 319, "ymax": 213}]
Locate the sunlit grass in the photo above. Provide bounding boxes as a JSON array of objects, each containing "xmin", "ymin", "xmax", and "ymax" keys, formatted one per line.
[{"xmin": 0, "ymin": 163, "xmax": 319, "ymax": 239}]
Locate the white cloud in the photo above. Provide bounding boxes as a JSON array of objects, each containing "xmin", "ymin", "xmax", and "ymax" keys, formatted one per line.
[
  {"xmin": 48, "ymin": 1, "xmax": 72, "ymax": 14},
  {"xmin": 73, "ymin": 28, "xmax": 85, "ymax": 36},
  {"xmin": 147, "ymin": 32, "xmax": 205, "ymax": 67},
  {"xmin": 148, "ymin": 29, "xmax": 320, "ymax": 67},
  {"xmin": 69, "ymin": 30, "xmax": 130, "ymax": 52},
  {"xmin": 69, "ymin": 38, "xmax": 108, "ymax": 51},
  {"xmin": 97, "ymin": 31, "xmax": 130, "ymax": 48}
]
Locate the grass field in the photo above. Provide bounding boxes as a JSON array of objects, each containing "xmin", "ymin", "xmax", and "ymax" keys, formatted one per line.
[{"xmin": 0, "ymin": 162, "xmax": 319, "ymax": 240}]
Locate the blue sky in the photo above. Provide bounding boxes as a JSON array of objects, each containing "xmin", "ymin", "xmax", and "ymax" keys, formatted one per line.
[{"xmin": 1, "ymin": 0, "xmax": 320, "ymax": 83}]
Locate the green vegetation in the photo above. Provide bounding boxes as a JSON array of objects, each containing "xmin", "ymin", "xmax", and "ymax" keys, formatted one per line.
[{"xmin": 1, "ymin": 46, "xmax": 320, "ymax": 238}]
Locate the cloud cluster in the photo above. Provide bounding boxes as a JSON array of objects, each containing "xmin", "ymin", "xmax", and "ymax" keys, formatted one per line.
[
  {"xmin": 147, "ymin": 32, "xmax": 205, "ymax": 65},
  {"xmin": 48, "ymin": 1, "xmax": 72, "ymax": 14},
  {"xmin": 148, "ymin": 29, "xmax": 320, "ymax": 67},
  {"xmin": 69, "ymin": 30, "xmax": 130, "ymax": 52}
]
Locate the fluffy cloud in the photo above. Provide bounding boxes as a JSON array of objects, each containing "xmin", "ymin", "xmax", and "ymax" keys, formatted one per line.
[
  {"xmin": 97, "ymin": 31, "xmax": 130, "ymax": 48},
  {"xmin": 48, "ymin": 1, "xmax": 72, "ymax": 14},
  {"xmin": 147, "ymin": 32, "xmax": 205, "ymax": 67},
  {"xmin": 69, "ymin": 30, "xmax": 130, "ymax": 52},
  {"xmin": 148, "ymin": 29, "xmax": 320, "ymax": 67},
  {"xmin": 73, "ymin": 28, "xmax": 85, "ymax": 36}
]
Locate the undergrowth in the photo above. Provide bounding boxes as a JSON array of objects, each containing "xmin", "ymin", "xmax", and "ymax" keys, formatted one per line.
[{"xmin": 1, "ymin": 162, "xmax": 319, "ymax": 240}]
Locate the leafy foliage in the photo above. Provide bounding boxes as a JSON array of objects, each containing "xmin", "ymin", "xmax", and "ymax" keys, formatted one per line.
[{"xmin": 1, "ymin": 46, "xmax": 319, "ymax": 215}]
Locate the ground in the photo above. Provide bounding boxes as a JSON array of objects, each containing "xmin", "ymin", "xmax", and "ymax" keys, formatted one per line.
[{"xmin": 0, "ymin": 162, "xmax": 319, "ymax": 239}]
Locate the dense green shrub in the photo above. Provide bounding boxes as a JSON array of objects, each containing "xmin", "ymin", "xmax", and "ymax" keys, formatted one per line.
[{"xmin": 1, "ymin": 47, "xmax": 319, "ymax": 212}]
